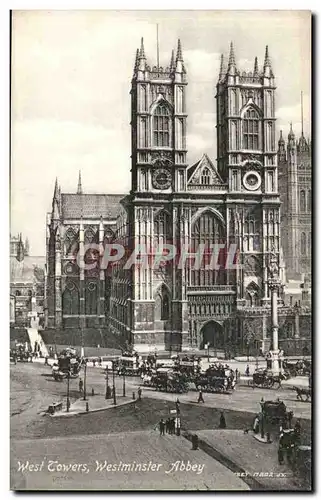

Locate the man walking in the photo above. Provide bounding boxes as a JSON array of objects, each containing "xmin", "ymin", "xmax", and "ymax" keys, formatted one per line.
[
  {"xmin": 138, "ymin": 387, "xmax": 142, "ymax": 401},
  {"xmin": 159, "ymin": 418, "xmax": 165, "ymax": 436},
  {"xmin": 198, "ymin": 389, "xmax": 204, "ymax": 403},
  {"xmin": 79, "ymin": 378, "xmax": 83, "ymax": 394}
]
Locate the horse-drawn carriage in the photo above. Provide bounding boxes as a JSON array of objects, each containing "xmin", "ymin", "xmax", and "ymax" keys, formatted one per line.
[
  {"xmin": 283, "ymin": 359, "xmax": 311, "ymax": 377},
  {"xmin": 117, "ymin": 356, "xmax": 140, "ymax": 376},
  {"xmin": 153, "ymin": 368, "xmax": 189, "ymax": 393},
  {"xmin": 262, "ymin": 399, "xmax": 293, "ymax": 426},
  {"xmin": 252, "ymin": 368, "xmax": 287, "ymax": 389},
  {"xmin": 52, "ymin": 348, "xmax": 82, "ymax": 381},
  {"xmin": 193, "ymin": 365, "xmax": 234, "ymax": 393}
]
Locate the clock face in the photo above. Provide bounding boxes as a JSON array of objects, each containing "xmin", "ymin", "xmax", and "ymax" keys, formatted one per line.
[
  {"xmin": 243, "ymin": 171, "xmax": 261, "ymax": 191},
  {"xmin": 152, "ymin": 168, "xmax": 172, "ymax": 189}
]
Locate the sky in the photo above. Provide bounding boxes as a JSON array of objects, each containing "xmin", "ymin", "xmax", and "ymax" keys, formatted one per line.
[{"xmin": 11, "ymin": 10, "xmax": 311, "ymax": 255}]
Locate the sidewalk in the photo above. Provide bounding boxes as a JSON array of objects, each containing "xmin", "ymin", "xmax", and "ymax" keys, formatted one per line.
[
  {"xmin": 190, "ymin": 429, "xmax": 303, "ymax": 490},
  {"xmin": 51, "ymin": 394, "xmax": 135, "ymax": 417}
]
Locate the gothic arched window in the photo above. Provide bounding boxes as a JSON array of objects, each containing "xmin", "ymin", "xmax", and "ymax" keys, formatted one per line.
[
  {"xmin": 64, "ymin": 228, "xmax": 76, "ymax": 256},
  {"xmin": 300, "ymin": 190, "xmax": 306, "ymax": 213},
  {"xmin": 244, "ymin": 208, "xmax": 261, "ymax": 252},
  {"xmin": 62, "ymin": 282, "xmax": 79, "ymax": 315},
  {"xmin": 201, "ymin": 167, "xmax": 211, "ymax": 185},
  {"xmin": 154, "ymin": 210, "xmax": 170, "ymax": 249},
  {"xmin": 161, "ymin": 293, "xmax": 170, "ymax": 320},
  {"xmin": 301, "ymin": 232, "xmax": 306, "ymax": 255},
  {"xmin": 85, "ymin": 280, "xmax": 98, "ymax": 315},
  {"xmin": 243, "ymin": 108, "xmax": 259, "ymax": 150},
  {"xmin": 307, "ymin": 189, "xmax": 311, "ymax": 212},
  {"xmin": 190, "ymin": 210, "xmax": 225, "ymax": 286},
  {"xmin": 153, "ymin": 103, "xmax": 171, "ymax": 147}
]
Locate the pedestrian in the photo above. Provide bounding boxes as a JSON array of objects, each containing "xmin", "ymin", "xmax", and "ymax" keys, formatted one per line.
[
  {"xmin": 138, "ymin": 387, "xmax": 142, "ymax": 400},
  {"xmin": 176, "ymin": 397, "xmax": 180, "ymax": 414},
  {"xmin": 98, "ymin": 356, "xmax": 102, "ymax": 367},
  {"xmin": 235, "ymin": 368, "xmax": 239, "ymax": 382},
  {"xmin": 79, "ymin": 378, "xmax": 83, "ymax": 393},
  {"xmin": 245, "ymin": 364, "xmax": 250, "ymax": 377},
  {"xmin": 219, "ymin": 411, "xmax": 227, "ymax": 429},
  {"xmin": 165, "ymin": 418, "xmax": 170, "ymax": 434},
  {"xmin": 159, "ymin": 418, "xmax": 165, "ymax": 436},
  {"xmin": 170, "ymin": 418, "xmax": 175, "ymax": 435},
  {"xmin": 197, "ymin": 389, "xmax": 204, "ymax": 403}
]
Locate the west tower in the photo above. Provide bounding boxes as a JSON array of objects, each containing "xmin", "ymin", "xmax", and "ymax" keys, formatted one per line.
[{"xmin": 216, "ymin": 44, "xmax": 281, "ymax": 309}]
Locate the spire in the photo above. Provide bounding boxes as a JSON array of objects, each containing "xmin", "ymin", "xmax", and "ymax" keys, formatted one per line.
[
  {"xmin": 218, "ymin": 54, "xmax": 225, "ymax": 81},
  {"xmin": 278, "ymin": 130, "xmax": 285, "ymax": 145},
  {"xmin": 138, "ymin": 37, "xmax": 146, "ymax": 71},
  {"xmin": 175, "ymin": 39, "xmax": 186, "ymax": 73},
  {"xmin": 253, "ymin": 56, "xmax": 259, "ymax": 75},
  {"xmin": 53, "ymin": 177, "xmax": 58, "ymax": 200},
  {"xmin": 139, "ymin": 37, "xmax": 146, "ymax": 59},
  {"xmin": 77, "ymin": 170, "xmax": 83, "ymax": 194},
  {"xmin": 176, "ymin": 38, "xmax": 183, "ymax": 61},
  {"xmin": 263, "ymin": 45, "xmax": 273, "ymax": 76},
  {"xmin": 227, "ymin": 42, "xmax": 237, "ymax": 74},
  {"xmin": 170, "ymin": 49, "xmax": 175, "ymax": 72},
  {"xmin": 288, "ymin": 122, "xmax": 295, "ymax": 140}
]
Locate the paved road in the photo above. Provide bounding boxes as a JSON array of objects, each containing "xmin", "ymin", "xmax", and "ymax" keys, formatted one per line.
[
  {"xmin": 11, "ymin": 431, "xmax": 249, "ymax": 490},
  {"xmin": 10, "ymin": 363, "xmax": 250, "ymax": 491}
]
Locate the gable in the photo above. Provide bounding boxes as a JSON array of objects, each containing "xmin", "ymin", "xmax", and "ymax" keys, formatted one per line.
[{"xmin": 187, "ymin": 154, "xmax": 225, "ymax": 187}]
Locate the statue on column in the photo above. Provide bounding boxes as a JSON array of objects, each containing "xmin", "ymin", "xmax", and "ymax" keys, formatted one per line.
[{"xmin": 268, "ymin": 247, "xmax": 279, "ymax": 280}]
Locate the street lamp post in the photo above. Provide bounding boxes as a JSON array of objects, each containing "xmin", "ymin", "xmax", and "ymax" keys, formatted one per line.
[
  {"xmin": 83, "ymin": 361, "xmax": 87, "ymax": 401},
  {"xmin": 66, "ymin": 372, "xmax": 70, "ymax": 412},
  {"xmin": 105, "ymin": 367, "xmax": 111, "ymax": 399},
  {"xmin": 112, "ymin": 361, "xmax": 116, "ymax": 405},
  {"xmin": 260, "ymin": 398, "xmax": 265, "ymax": 439},
  {"xmin": 204, "ymin": 343, "xmax": 209, "ymax": 362}
]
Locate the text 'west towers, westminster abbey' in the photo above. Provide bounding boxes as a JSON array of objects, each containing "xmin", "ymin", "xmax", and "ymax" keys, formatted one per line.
[{"xmin": 45, "ymin": 40, "xmax": 311, "ymax": 354}]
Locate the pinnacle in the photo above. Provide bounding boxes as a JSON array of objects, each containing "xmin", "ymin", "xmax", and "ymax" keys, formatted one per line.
[
  {"xmin": 170, "ymin": 49, "xmax": 175, "ymax": 72},
  {"xmin": 254, "ymin": 56, "xmax": 258, "ymax": 74},
  {"xmin": 77, "ymin": 170, "xmax": 83, "ymax": 195},
  {"xmin": 264, "ymin": 45, "xmax": 271, "ymax": 67},
  {"xmin": 176, "ymin": 38, "xmax": 183, "ymax": 62},
  {"xmin": 139, "ymin": 37, "xmax": 146, "ymax": 59},
  {"xmin": 228, "ymin": 42, "xmax": 236, "ymax": 69}
]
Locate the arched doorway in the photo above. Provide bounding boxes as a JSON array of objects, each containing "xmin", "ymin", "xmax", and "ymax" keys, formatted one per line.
[{"xmin": 200, "ymin": 320, "xmax": 224, "ymax": 351}]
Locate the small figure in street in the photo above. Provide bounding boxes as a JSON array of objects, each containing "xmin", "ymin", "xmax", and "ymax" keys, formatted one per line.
[
  {"xmin": 170, "ymin": 418, "xmax": 175, "ymax": 435},
  {"xmin": 245, "ymin": 365, "xmax": 250, "ymax": 377},
  {"xmin": 79, "ymin": 378, "xmax": 83, "ymax": 393},
  {"xmin": 197, "ymin": 389, "xmax": 204, "ymax": 403},
  {"xmin": 219, "ymin": 411, "xmax": 226, "ymax": 429},
  {"xmin": 175, "ymin": 397, "xmax": 180, "ymax": 414},
  {"xmin": 235, "ymin": 368, "xmax": 238, "ymax": 382},
  {"xmin": 165, "ymin": 418, "xmax": 170, "ymax": 434},
  {"xmin": 138, "ymin": 387, "xmax": 142, "ymax": 401},
  {"xmin": 159, "ymin": 418, "xmax": 165, "ymax": 436},
  {"xmin": 98, "ymin": 356, "xmax": 102, "ymax": 367}
]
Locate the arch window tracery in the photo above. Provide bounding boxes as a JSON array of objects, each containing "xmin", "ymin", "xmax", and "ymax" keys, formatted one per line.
[
  {"xmin": 153, "ymin": 103, "xmax": 171, "ymax": 147},
  {"xmin": 201, "ymin": 167, "xmax": 211, "ymax": 185},
  {"xmin": 190, "ymin": 211, "xmax": 225, "ymax": 286},
  {"xmin": 243, "ymin": 108, "xmax": 259, "ymax": 150}
]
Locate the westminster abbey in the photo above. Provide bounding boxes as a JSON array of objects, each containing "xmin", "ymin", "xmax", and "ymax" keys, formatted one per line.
[{"xmin": 45, "ymin": 39, "xmax": 311, "ymax": 354}]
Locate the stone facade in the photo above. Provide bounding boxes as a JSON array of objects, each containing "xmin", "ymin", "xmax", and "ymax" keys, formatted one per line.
[{"xmin": 45, "ymin": 40, "xmax": 311, "ymax": 354}]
